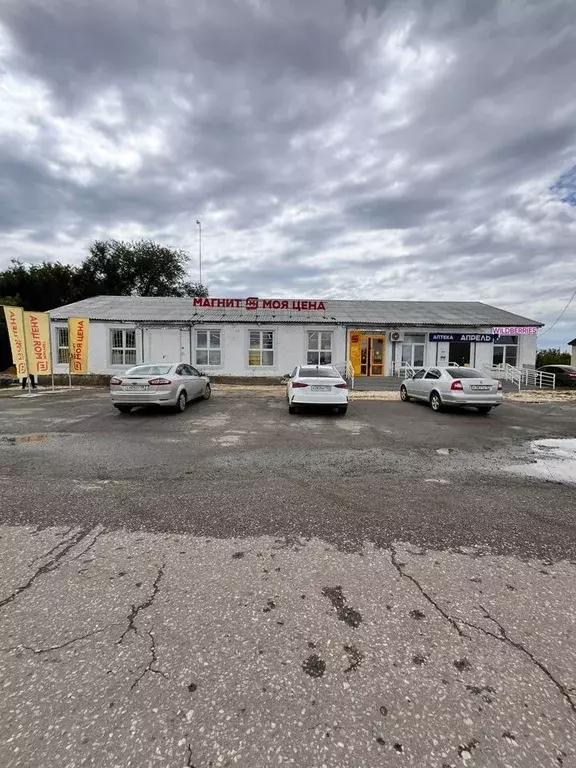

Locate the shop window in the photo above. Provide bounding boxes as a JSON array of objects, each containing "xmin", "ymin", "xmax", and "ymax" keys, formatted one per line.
[
  {"xmin": 307, "ymin": 331, "xmax": 332, "ymax": 365},
  {"xmin": 248, "ymin": 330, "xmax": 274, "ymax": 366},
  {"xmin": 400, "ymin": 334, "xmax": 425, "ymax": 367},
  {"xmin": 57, "ymin": 327, "xmax": 69, "ymax": 364},
  {"xmin": 493, "ymin": 335, "xmax": 518, "ymax": 367},
  {"xmin": 110, "ymin": 329, "xmax": 137, "ymax": 365},
  {"xmin": 196, "ymin": 330, "xmax": 221, "ymax": 366}
]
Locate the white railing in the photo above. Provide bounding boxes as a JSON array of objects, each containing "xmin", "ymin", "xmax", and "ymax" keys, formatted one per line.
[
  {"xmin": 334, "ymin": 360, "xmax": 355, "ymax": 389},
  {"xmin": 483, "ymin": 363, "xmax": 556, "ymax": 390},
  {"xmin": 392, "ymin": 361, "xmax": 415, "ymax": 378}
]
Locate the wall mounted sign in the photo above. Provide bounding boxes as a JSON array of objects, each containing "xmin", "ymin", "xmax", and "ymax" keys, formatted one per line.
[
  {"xmin": 493, "ymin": 326, "xmax": 538, "ymax": 335},
  {"xmin": 193, "ymin": 297, "xmax": 326, "ymax": 311},
  {"xmin": 429, "ymin": 333, "xmax": 499, "ymax": 343}
]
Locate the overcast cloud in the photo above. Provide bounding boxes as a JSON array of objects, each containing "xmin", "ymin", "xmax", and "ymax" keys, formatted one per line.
[{"xmin": 1, "ymin": 0, "xmax": 575, "ymax": 346}]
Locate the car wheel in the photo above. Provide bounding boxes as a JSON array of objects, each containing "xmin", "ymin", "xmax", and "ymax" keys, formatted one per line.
[
  {"xmin": 288, "ymin": 404, "xmax": 296, "ymax": 414},
  {"xmin": 115, "ymin": 405, "xmax": 132, "ymax": 414},
  {"xmin": 477, "ymin": 406, "xmax": 492, "ymax": 414},
  {"xmin": 400, "ymin": 385, "xmax": 410, "ymax": 402},
  {"xmin": 203, "ymin": 383, "xmax": 211, "ymax": 400},
  {"xmin": 175, "ymin": 391, "xmax": 187, "ymax": 413},
  {"xmin": 430, "ymin": 392, "xmax": 443, "ymax": 412},
  {"xmin": 337, "ymin": 406, "xmax": 348, "ymax": 416}
]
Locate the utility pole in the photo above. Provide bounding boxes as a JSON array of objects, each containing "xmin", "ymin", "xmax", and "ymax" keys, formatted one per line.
[{"xmin": 196, "ymin": 219, "xmax": 202, "ymax": 286}]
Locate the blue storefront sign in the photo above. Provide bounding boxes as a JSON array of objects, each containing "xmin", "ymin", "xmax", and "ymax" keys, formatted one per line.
[{"xmin": 429, "ymin": 333, "xmax": 499, "ymax": 343}]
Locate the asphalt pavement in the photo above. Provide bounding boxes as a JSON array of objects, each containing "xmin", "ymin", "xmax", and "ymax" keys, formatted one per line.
[{"xmin": 1, "ymin": 389, "xmax": 575, "ymax": 767}]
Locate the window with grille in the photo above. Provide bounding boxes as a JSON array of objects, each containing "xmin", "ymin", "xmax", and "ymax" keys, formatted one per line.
[
  {"xmin": 307, "ymin": 331, "xmax": 332, "ymax": 365},
  {"xmin": 196, "ymin": 330, "xmax": 221, "ymax": 366},
  {"xmin": 248, "ymin": 331, "xmax": 274, "ymax": 366},
  {"xmin": 57, "ymin": 327, "xmax": 69, "ymax": 364},
  {"xmin": 110, "ymin": 329, "xmax": 137, "ymax": 365}
]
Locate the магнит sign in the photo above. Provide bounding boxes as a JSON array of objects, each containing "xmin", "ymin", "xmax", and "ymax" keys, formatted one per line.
[
  {"xmin": 429, "ymin": 333, "xmax": 499, "ymax": 343},
  {"xmin": 193, "ymin": 297, "xmax": 326, "ymax": 311}
]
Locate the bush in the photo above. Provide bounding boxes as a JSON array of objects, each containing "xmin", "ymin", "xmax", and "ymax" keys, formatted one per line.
[{"xmin": 536, "ymin": 348, "xmax": 571, "ymax": 367}]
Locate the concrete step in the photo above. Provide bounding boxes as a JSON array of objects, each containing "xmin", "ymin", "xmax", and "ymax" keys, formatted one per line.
[{"xmin": 352, "ymin": 377, "xmax": 401, "ymax": 391}]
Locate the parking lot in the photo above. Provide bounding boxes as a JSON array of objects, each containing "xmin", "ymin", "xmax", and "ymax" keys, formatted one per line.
[{"xmin": 1, "ymin": 389, "xmax": 576, "ymax": 767}]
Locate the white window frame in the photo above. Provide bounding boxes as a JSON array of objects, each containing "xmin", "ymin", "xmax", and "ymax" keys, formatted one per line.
[
  {"xmin": 110, "ymin": 328, "xmax": 137, "ymax": 366},
  {"xmin": 56, "ymin": 327, "xmax": 69, "ymax": 365},
  {"xmin": 195, "ymin": 328, "xmax": 222, "ymax": 367},
  {"xmin": 493, "ymin": 336, "xmax": 519, "ymax": 367},
  {"xmin": 400, "ymin": 333, "xmax": 426, "ymax": 368},
  {"xmin": 306, "ymin": 330, "xmax": 333, "ymax": 365},
  {"xmin": 247, "ymin": 329, "xmax": 275, "ymax": 367}
]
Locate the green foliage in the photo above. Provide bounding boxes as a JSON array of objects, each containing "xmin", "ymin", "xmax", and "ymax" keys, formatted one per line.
[
  {"xmin": 0, "ymin": 240, "xmax": 208, "ymax": 311},
  {"xmin": 536, "ymin": 348, "xmax": 571, "ymax": 367},
  {"xmin": 0, "ymin": 261, "xmax": 77, "ymax": 312},
  {"xmin": 0, "ymin": 242, "xmax": 208, "ymax": 369},
  {"xmin": 76, "ymin": 239, "xmax": 208, "ymax": 298}
]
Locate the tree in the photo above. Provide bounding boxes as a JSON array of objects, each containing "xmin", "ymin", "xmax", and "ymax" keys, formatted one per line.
[
  {"xmin": 0, "ymin": 240, "xmax": 208, "ymax": 370},
  {"xmin": 0, "ymin": 260, "xmax": 77, "ymax": 312},
  {"xmin": 536, "ymin": 348, "xmax": 571, "ymax": 367},
  {"xmin": 75, "ymin": 239, "xmax": 208, "ymax": 298}
]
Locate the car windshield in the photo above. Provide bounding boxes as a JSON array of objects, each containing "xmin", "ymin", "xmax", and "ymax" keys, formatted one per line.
[
  {"xmin": 298, "ymin": 367, "xmax": 341, "ymax": 378},
  {"xmin": 445, "ymin": 368, "xmax": 486, "ymax": 378},
  {"xmin": 558, "ymin": 366, "xmax": 576, "ymax": 372},
  {"xmin": 125, "ymin": 365, "xmax": 173, "ymax": 376}
]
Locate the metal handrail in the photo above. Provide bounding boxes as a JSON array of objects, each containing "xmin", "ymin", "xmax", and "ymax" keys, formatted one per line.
[
  {"xmin": 334, "ymin": 360, "xmax": 355, "ymax": 389},
  {"xmin": 483, "ymin": 363, "xmax": 556, "ymax": 390},
  {"xmin": 392, "ymin": 361, "xmax": 416, "ymax": 378}
]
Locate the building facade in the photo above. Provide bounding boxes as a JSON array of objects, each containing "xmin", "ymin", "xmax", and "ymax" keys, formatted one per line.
[{"xmin": 49, "ymin": 296, "xmax": 541, "ymax": 379}]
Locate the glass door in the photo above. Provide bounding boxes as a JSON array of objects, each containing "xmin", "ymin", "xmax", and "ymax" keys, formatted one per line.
[
  {"xmin": 370, "ymin": 336, "xmax": 384, "ymax": 376},
  {"xmin": 360, "ymin": 337, "xmax": 369, "ymax": 375}
]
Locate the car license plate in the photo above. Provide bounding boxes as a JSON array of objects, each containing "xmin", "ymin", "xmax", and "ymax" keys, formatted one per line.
[
  {"xmin": 471, "ymin": 385, "xmax": 491, "ymax": 391},
  {"xmin": 311, "ymin": 385, "xmax": 331, "ymax": 392},
  {"xmin": 124, "ymin": 385, "xmax": 147, "ymax": 390}
]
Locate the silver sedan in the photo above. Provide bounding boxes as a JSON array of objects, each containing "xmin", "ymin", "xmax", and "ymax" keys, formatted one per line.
[
  {"xmin": 110, "ymin": 363, "xmax": 211, "ymax": 414},
  {"xmin": 400, "ymin": 366, "xmax": 503, "ymax": 413}
]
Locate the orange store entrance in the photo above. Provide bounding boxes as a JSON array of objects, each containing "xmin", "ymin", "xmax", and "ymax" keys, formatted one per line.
[{"xmin": 349, "ymin": 332, "xmax": 385, "ymax": 377}]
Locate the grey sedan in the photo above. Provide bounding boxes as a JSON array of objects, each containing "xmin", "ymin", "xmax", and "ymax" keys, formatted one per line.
[
  {"xmin": 110, "ymin": 363, "xmax": 211, "ymax": 414},
  {"xmin": 400, "ymin": 366, "xmax": 503, "ymax": 413}
]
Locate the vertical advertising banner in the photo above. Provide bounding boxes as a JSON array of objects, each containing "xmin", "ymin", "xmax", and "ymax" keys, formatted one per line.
[
  {"xmin": 23, "ymin": 311, "xmax": 52, "ymax": 375},
  {"xmin": 68, "ymin": 317, "xmax": 89, "ymax": 374},
  {"xmin": 2, "ymin": 305, "xmax": 28, "ymax": 378}
]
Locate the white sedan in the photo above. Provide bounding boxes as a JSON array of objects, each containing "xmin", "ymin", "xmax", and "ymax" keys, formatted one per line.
[{"xmin": 286, "ymin": 365, "xmax": 349, "ymax": 415}]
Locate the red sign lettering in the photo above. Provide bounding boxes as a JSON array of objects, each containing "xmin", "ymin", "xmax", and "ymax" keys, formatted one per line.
[{"xmin": 191, "ymin": 297, "xmax": 326, "ymax": 311}]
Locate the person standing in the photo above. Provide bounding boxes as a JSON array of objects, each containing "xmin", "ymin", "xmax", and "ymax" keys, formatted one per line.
[{"xmin": 21, "ymin": 374, "xmax": 36, "ymax": 390}]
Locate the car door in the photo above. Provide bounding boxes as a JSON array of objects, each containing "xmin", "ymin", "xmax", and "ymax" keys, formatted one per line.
[
  {"xmin": 174, "ymin": 365, "xmax": 188, "ymax": 393},
  {"xmin": 421, "ymin": 368, "xmax": 442, "ymax": 399},
  {"xmin": 407, "ymin": 368, "xmax": 426, "ymax": 398},
  {"xmin": 188, "ymin": 365, "xmax": 205, "ymax": 397}
]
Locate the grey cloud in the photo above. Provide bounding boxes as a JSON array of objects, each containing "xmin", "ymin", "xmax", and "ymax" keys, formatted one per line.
[{"xmin": 345, "ymin": 194, "xmax": 452, "ymax": 230}]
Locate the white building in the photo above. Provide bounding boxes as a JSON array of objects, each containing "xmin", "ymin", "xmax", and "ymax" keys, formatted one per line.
[{"xmin": 49, "ymin": 296, "xmax": 541, "ymax": 380}]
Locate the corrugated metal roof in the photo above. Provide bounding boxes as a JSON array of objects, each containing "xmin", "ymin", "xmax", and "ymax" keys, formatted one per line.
[{"xmin": 49, "ymin": 295, "xmax": 543, "ymax": 327}]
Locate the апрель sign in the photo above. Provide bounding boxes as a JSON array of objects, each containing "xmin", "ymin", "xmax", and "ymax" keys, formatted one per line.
[{"xmin": 429, "ymin": 333, "xmax": 499, "ymax": 343}]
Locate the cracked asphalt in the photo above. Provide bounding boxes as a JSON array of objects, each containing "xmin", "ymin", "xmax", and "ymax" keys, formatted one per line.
[{"xmin": 1, "ymin": 388, "xmax": 576, "ymax": 767}]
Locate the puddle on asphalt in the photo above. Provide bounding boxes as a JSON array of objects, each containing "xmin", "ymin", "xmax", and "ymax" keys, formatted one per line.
[
  {"xmin": 0, "ymin": 433, "xmax": 49, "ymax": 445},
  {"xmin": 506, "ymin": 439, "xmax": 576, "ymax": 484}
]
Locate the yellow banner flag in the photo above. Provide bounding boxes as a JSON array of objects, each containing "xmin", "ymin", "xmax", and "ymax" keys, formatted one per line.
[
  {"xmin": 2, "ymin": 305, "xmax": 28, "ymax": 378},
  {"xmin": 68, "ymin": 317, "xmax": 90, "ymax": 374},
  {"xmin": 23, "ymin": 311, "xmax": 52, "ymax": 375}
]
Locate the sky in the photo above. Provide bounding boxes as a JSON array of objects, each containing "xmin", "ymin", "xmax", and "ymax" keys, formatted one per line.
[{"xmin": 0, "ymin": 0, "xmax": 575, "ymax": 348}]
